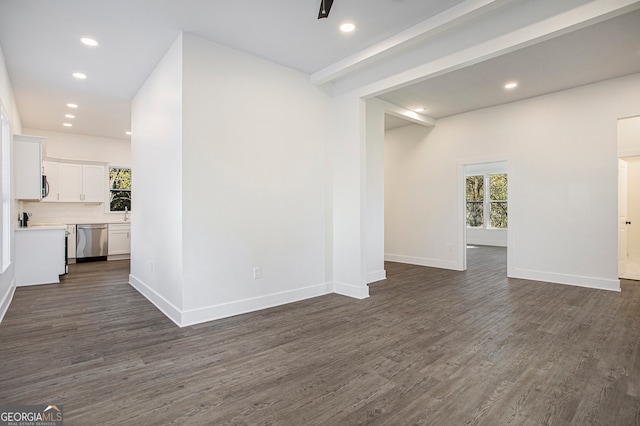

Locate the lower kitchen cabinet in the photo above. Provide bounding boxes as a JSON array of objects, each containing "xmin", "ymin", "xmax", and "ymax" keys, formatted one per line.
[
  {"xmin": 15, "ymin": 226, "xmax": 66, "ymax": 286},
  {"xmin": 108, "ymin": 223, "xmax": 131, "ymax": 257}
]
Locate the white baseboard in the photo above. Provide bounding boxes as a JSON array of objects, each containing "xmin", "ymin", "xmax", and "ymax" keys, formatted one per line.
[
  {"xmin": 130, "ymin": 274, "xmax": 334, "ymax": 327},
  {"xmin": 333, "ymin": 281, "xmax": 369, "ymax": 299},
  {"xmin": 367, "ymin": 269, "xmax": 386, "ymax": 284},
  {"xmin": 510, "ymin": 268, "xmax": 620, "ymax": 292},
  {"xmin": 16, "ymin": 279, "xmax": 60, "ymax": 287},
  {"xmin": 181, "ymin": 282, "xmax": 333, "ymax": 327},
  {"xmin": 0, "ymin": 279, "xmax": 16, "ymax": 324},
  {"xmin": 384, "ymin": 253, "xmax": 462, "ymax": 271},
  {"xmin": 128, "ymin": 274, "xmax": 182, "ymax": 327}
]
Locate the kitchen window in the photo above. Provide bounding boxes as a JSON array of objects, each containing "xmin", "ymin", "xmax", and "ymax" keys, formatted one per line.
[
  {"xmin": 466, "ymin": 173, "xmax": 508, "ymax": 229},
  {"xmin": 109, "ymin": 167, "xmax": 131, "ymax": 212}
]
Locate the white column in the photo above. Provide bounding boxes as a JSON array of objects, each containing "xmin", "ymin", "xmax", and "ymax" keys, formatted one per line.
[
  {"xmin": 365, "ymin": 99, "xmax": 386, "ymax": 284},
  {"xmin": 331, "ymin": 94, "xmax": 369, "ymax": 299}
]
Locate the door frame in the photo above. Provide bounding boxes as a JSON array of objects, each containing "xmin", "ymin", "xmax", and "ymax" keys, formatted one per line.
[
  {"xmin": 618, "ymin": 158, "xmax": 628, "ymax": 277},
  {"xmin": 618, "ymin": 115, "xmax": 640, "ymax": 280},
  {"xmin": 457, "ymin": 156, "xmax": 513, "ymax": 274},
  {"xmin": 618, "ymin": 155, "xmax": 640, "ymax": 280}
]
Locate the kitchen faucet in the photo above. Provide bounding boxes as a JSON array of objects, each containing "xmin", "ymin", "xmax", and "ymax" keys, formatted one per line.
[{"xmin": 124, "ymin": 206, "xmax": 129, "ymax": 222}]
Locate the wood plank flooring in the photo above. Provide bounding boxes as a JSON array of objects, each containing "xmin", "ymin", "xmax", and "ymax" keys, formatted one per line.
[{"xmin": 1, "ymin": 248, "xmax": 640, "ymax": 425}]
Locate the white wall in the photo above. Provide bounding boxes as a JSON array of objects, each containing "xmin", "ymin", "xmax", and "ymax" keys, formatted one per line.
[
  {"xmin": 618, "ymin": 116, "xmax": 640, "ymax": 157},
  {"xmin": 385, "ymin": 124, "xmax": 460, "ymax": 269},
  {"xmin": 129, "ymin": 33, "xmax": 333, "ymax": 326},
  {"xmin": 627, "ymin": 158, "xmax": 640, "ymax": 258},
  {"xmin": 0, "ymin": 45, "xmax": 22, "ymax": 323},
  {"xmin": 129, "ymin": 34, "xmax": 184, "ymax": 322},
  {"xmin": 365, "ymin": 99, "xmax": 386, "ymax": 283},
  {"xmin": 0, "ymin": 52, "xmax": 20, "ymax": 134},
  {"xmin": 466, "ymin": 227, "xmax": 508, "ymax": 248},
  {"xmin": 179, "ymin": 33, "xmax": 332, "ymax": 323},
  {"xmin": 384, "ymin": 73, "xmax": 640, "ymax": 291},
  {"xmin": 20, "ymin": 128, "xmax": 131, "ymax": 225}
]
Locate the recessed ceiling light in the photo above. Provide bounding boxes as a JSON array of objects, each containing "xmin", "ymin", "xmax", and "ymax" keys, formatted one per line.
[
  {"xmin": 63, "ymin": 123, "xmax": 72, "ymax": 127},
  {"xmin": 340, "ymin": 22, "xmax": 356, "ymax": 33},
  {"xmin": 80, "ymin": 37, "xmax": 98, "ymax": 47},
  {"xmin": 67, "ymin": 103, "xmax": 78, "ymax": 108},
  {"xmin": 72, "ymin": 72, "xmax": 87, "ymax": 79},
  {"xmin": 65, "ymin": 114, "xmax": 75, "ymax": 119},
  {"xmin": 125, "ymin": 131, "xmax": 132, "ymax": 136},
  {"xmin": 504, "ymin": 82, "xmax": 518, "ymax": 89}
]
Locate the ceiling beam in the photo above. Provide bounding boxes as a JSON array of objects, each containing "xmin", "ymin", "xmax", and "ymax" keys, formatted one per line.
[
  {"xmin": 346, "ymin": 0, "xmax": 640, "ymax": 100},
  {"xmin": 379, "ymin": 100, "xmax": 436, "ymax": 127},
  {"xmin": 310, "ymin": 0, "xmax": 510, "ymax": 85}
]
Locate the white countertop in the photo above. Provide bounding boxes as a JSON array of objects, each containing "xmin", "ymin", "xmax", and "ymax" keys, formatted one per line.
[
  {"xmin": 16, "ymin": 224, "xmax": 67, "ymax": 231},
  {"xmin": 29, "ymin": 221, "xmax": 131, "ymax": 226}
]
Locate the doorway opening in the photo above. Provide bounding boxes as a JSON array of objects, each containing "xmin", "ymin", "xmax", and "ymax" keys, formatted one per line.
[
  {"xmin": 618, "ymin": 115, "xmax": 640, "ymax": 281},
  {"xmin": 619, "ymin": 156, "xmax": 640, "ymax": 281},
  {"xmin": 462, "ymin": 161, "xmax": 508, "ymax": 272}
]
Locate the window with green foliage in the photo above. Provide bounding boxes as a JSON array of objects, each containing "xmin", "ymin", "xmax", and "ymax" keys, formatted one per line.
[
  {"xmin": 466, "ymin": 175, "xmax": 484, "ymax": 227},
  {"xmin": 466, "ymin": 173, "xmax": 507, "ymax": 228},
  {"xmin": 109, "ymin": 167, "xmax": 131, "ymax": 212},
  {"xmin": 489, "ymin": 174, "xmax": 508, "ymax": 228}
]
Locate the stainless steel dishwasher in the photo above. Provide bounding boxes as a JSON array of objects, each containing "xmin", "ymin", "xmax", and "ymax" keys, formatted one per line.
[{"xmin": 76, "ymin": 224, "xmax": 108, "ymax": 262}]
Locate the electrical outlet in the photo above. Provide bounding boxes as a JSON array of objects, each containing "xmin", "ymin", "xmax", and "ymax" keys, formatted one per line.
[
  {"xmin": 150, "ymin": 261, "xmax": 154, "ymax": 272},
  {"xmin": 253, "ymin": 267, "xmax": 262, "ymax": 280},
  {"xmin": 448, "ymin": 244, "xmax": 454, "ymax": 252}
]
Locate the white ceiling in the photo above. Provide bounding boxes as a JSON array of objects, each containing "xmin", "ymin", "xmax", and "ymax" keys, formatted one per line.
[
  {"xmin": 0, "ymin": 0, "xmax": 639, "ymax": 139},
  {"xmin": 0, "ymin": 0, "xmax": 465, "ymax": 139},
  {"xmin": 380, "ymin": 8, "xmax": 640, "ymax": 122}
]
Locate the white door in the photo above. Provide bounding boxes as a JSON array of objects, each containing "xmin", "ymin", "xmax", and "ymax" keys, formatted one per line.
[{"xmin": 619, "ymin": 159, "xmax": 628, "ymax": 277}]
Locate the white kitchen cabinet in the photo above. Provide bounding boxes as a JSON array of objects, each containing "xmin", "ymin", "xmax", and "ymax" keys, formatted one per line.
[
  {"xmin": 108, "ymin": 223, "xmax": 131, "ymax": 256},
  {"xmin": 58, "ymin": 163, "xmax": 82, "ymax": 201},
  {"xmin": 15, "ymin": 226, "xmax": 66, "ymax": 286},
  {"xmin": 14, "ymin": 135, "xmax": 44, "ymax": 200},
  {"xmin": 44, "ymin": 162, "xmax": 105, "ymax": 203},
  {"xmin": 82, "ymin": 164, "xmax": 106, "ymax": 202}
]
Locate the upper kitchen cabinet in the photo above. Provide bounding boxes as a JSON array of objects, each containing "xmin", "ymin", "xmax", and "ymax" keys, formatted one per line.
[
  {"xmin": 14, "ymin": 135, "xmax": 44, "ymax": 200},
  {"xmin": 82, "ymin": 164, "xmax": 106, "ymax": 202},
  {"xmin": 43, "ymin": 161, "xmax": 105, "ymax": 203},
  {"xmin": 58, "ymin": 163, "xmax": 82, "ymax": 202}
]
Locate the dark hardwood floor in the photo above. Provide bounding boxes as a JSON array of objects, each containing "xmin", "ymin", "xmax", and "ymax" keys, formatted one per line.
[{"xmin": 1, "ymin": 248, "xmax": 640, "ymax": 425}]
